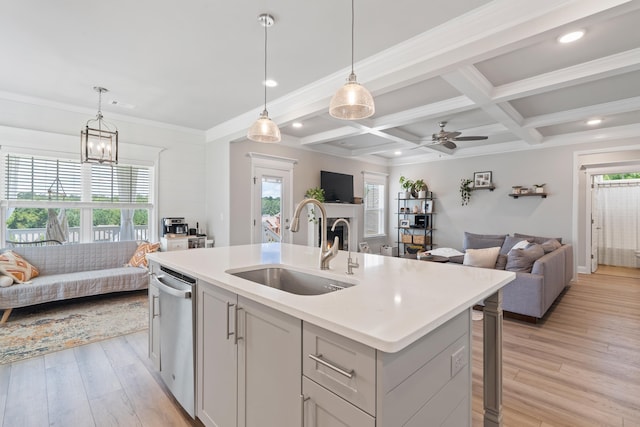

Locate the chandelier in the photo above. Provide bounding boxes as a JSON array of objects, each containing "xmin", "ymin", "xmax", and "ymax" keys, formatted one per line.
[{"xmin": 81, "ymin": 86, "xmax": 118, "ymax": 164}]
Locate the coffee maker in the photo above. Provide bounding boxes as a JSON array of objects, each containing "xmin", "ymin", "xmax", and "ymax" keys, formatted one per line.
[{"xmin": 161, "ymin": 217, "xmax": 188, "ymax": 236}]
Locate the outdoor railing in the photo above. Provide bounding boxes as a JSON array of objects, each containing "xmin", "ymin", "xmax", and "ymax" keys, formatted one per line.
[{"xmin": 7, "ymin": 226, "xmax": 149, "ymax": 244}]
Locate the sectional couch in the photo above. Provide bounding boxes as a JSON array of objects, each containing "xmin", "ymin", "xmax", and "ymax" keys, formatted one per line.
[
  {"xmin": 0, "ymin": 241, "xmax": 150, "ymax": 323},
  {"xmin": 452, "ymin": 232, "xmax": 574, "ymax": 322}
]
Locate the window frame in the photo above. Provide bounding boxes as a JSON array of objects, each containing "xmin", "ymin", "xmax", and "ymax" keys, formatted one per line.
[
  {"xmin": 362, "ymin": 171, "xmax": 387, "ymax": 238},
  {"xmin": 1, "ymin": 151, "xmax": 155, "ymax": 244}
]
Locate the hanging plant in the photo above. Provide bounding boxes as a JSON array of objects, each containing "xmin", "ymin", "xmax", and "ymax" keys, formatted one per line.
[
  {"xmin": 304, "ymin": 187, "xmax": 325, "ymax": 223},
  {"xmin": 460, "ymin": 178, "xmax": 473, "ymax": 206}
]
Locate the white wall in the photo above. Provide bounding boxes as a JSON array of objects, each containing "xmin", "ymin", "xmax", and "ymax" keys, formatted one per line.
[
  {"xmin": 0, "ymin": 98, "xmax": 207, "ymax": 241},
  {"xmin": 228, "ymin": 140, "xmax": 389, "ymax": 249},
  {"xmin": 389, "ymin": 138, "xmax": 640, "ymax": 272}
]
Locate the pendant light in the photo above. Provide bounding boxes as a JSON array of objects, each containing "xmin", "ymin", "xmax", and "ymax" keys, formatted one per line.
[
  {"xmin": 81, "ymin": 86, "xmax": 118, "ymax": 164},
  {"xmin": 329, "ymin": 0, "xmax": 375, "ymax": 120},
  {"xmin": 247, "ymin": 14, "xmax": 281, "ymax": 143}
]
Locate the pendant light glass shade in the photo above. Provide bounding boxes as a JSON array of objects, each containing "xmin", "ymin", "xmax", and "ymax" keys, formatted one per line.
[
  {"xmin": 329, "ymin": 0, "xmax": 375, "ymax": 120},
  {"xmin": 248, "ymin": 14, "xmax": 281, "ymax": 143},
  {"xmin": 329, "ymin": 72, "xmax": 375, "ymax": 119},
  {"xmin": 81, "ymin": 86, "xmax": 118, "ymax": 164},
  {"xmin": 247, "ymin": 109, "xmax": 281, "ymax": 143}
]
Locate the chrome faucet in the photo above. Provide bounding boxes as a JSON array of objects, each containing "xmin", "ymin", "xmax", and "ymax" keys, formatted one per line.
[
  {"xmin": 290, "ymin": 198, "xmax": 339, "ymax": 270},
  {"xmin": 331, "ymin": 218, "xmax": 359, "ymax": 275}
]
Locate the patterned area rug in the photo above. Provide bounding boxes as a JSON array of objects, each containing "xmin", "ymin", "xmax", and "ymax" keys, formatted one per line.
[{"xmin": 0, "ymin": 290, "xmax": 148, "ymax": 365}]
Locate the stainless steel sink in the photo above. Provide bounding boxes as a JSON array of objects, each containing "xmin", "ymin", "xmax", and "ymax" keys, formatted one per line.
[{"xmin": 229, "ymin": 267, "xmax": 355, "ymax": 295}]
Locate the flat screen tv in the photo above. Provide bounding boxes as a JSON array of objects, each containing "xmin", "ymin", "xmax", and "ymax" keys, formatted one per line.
[{"xmin": 321, "ymin": 170, "xmax": 354, "ymax": 203}]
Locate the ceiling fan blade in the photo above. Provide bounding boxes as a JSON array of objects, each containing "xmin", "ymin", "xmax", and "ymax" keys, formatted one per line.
[
  {"xmin": 452, "ymin": 135, "xmax": 488, "ymax": 141},
  {"xmin": 441, "ymin": 131, "xmax": 461, "ymax": 139},
  {"xmin": 442, "ymin": 140, "xmax": 457, "ymax": 149}
]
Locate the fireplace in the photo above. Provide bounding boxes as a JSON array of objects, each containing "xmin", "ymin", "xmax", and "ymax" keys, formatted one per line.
[
  {"xmin": 319, "ymin": 218, "xmax": 347, "ymax": 251},
  {"xmin": 306, "ymin": 203, "xmax": 360, "ymax": 251}
]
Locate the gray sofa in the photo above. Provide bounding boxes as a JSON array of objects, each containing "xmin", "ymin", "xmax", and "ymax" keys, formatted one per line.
[
  {"xmin": 0, "ymin": 241, "xmax": 149, "ymax": 323},
  {"xmin": 455, "ymin": 232, "xmax": 574, "ymax": 322}
]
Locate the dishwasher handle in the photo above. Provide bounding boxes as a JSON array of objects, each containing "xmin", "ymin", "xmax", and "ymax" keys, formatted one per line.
[{"xmin": 150, "ymin": 274, "xmax": 192, "ymax": 299}]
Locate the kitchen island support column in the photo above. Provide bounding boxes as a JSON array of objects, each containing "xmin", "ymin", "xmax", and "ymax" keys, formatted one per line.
[{"xmin": 483, "ymin": 289, "xmax": 503, "ymax": 427}]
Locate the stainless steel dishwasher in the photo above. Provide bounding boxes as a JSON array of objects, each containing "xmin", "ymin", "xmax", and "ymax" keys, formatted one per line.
[{"xmin": 149, "ymin": 265, "xmax": 196, "ymax": 418}]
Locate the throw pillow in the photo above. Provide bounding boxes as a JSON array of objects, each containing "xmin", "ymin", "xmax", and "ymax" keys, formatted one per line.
[
  {"xmin": 0, "ymin": 275, "xmax": 14, "ymax": 287},
  {"xmin": 499, "ymin": 236, "xmax": 530, "ymax": 255},
  {"xmin": 128, "ymin": 242, "xmax": 161, "ymax": 268},
  {"xmin": 494, "ymin": 254, "xmax": 508, "ymax": 270},
  {"xmin": 0, "ymin": 251, "xmax": 39, "ymax": 283},
  {"xmin": 463, "ymin": 232, "xmax": 507, "ymax": 251},
  {"xmin": 506, "ymin": 244, "xmax": 545, "ymax": 272},
  {"xmin": 463, "ymin": 247, "xmax": 501, "ymax": 269},
  {"xmin": 540, "ymin": 239, "xmax": 562, "ymax": 254},
  {"xmin": 514, "ymin": 233, "xmax": 563, "ymax": 245}
]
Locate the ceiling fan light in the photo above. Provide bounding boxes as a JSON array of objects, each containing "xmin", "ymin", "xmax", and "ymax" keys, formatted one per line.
[
  {"xmin": 247, "ymin": 110, "xmax": 281, "ymax": 143},
  {"xmin": 329, "ymin": 73, "xmax": 375, "ymax": 120}
]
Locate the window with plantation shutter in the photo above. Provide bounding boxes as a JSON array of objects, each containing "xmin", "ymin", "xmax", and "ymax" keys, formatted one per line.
[
  {"xmin": 91, "ymin": 164, "xmax": 150, "ymax": 203},
  {"xmin": 3, "ymin": 153, "xmax": 154, "ymax": 244},
  {"xmin": 363, "ymin": 172, "xmax": 386, "ymax": 238},
  {"xmin": 5, "ymin": 155, "xmax": 81, "ymax": 201}
]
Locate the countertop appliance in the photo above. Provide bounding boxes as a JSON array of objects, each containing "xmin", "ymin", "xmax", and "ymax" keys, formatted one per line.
[
  {"xmin": 149, "ymin": 265, "xmax": 196, "ymax": 417},
  {"xmin": 161, "ymin": 217, "xmax": 188, "ymax": 236}
]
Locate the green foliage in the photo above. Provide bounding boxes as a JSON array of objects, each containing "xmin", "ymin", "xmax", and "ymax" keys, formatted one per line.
[
  {"xmin": 261, "ymin": 197, "xmax": 281, "ymax": 216},
  {"xmin": 399, "ymin": 176, "xmax": 414, "ymax": 191},
  {"xmin": 304, "ymin": 187, "xmax": 325, "ymax": 202},
  {"xmin": 460, "ymin": 178, "xmax": 473, "ymax": 206},
  {"xmin": 6, "ymin": 208, "xmax": 48, "ymax": 229},
  {"xmin": 603, "ymin": 173, "xmax": 640, "ymax": 180}
]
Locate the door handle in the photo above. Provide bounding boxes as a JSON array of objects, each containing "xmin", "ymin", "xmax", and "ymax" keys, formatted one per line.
[
  {"xmin": 151, "ymin": 274, "xmax": 191, "ymax": 299},
  {"xmin": 300, "ymin": 394, "xmax": 310, "ymax": 427},
  {"xmin": 226, "ymin": 302, "xmax": 235, "ymax": 340},
  {"xmin": 234, "ymin": 306, "xmax": 244, "ymax": 345},
  {"xmin": 308, "ymin": 354, "xmax": 354, "ymax": 379},
  {"xmin": 151, "ymin": 294, "xmax": 159, "ymax": 318}
]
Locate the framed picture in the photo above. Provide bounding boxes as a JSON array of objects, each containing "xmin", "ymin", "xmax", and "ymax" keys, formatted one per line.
[
  {"xmin": 424, "ymin": 200, "xmax": 433, "ymax": 213},
  {"xmin": 399, "ymin": 219, "xmax": 410, "ymax": 228},
  {"xmin": 474, "ymin": 171, "xmax": 493, "ymax": 188}
]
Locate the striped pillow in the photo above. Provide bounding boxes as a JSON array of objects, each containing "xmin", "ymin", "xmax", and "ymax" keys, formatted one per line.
[
  {"xmin": 128, "ymin": 242, "xmax": 161, "ymax": 268},
  {"xmin": 0, "ymin": 250, "xmax": 39, "ymax": 283}
]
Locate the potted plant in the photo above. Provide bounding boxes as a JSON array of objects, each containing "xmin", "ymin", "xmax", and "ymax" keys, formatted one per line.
[
  {"xmin": 533, "ymin": 183, "xmax": 546, "ymax": 193},
  {"xmin": 460, "ymin": 178, "xmax": 473, "ymax": 206},
  {"xmin": 304, "ymin": 187, "xmax": 325, "ymax": 223},
  {"xmin": 413, "ymin": 179, "xmax": 428, "ymax": 198},
  {"xmin": 399, "ymin": 176, "xmax": 414, "ymax": 199}
]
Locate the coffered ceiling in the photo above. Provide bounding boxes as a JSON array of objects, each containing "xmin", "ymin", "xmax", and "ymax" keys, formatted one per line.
[{"xmin": 1, "ymin": 0, "xmax": 639, "ymax": 164}]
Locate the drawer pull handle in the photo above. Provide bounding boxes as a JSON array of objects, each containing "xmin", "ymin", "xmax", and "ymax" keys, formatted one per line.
[{"xmin": 308, "ymin": 353, "xmax": 354, "ymax": 379}]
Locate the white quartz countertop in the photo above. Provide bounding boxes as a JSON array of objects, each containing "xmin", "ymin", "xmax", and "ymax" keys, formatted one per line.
[{"xmin": 147, "ymin": 243, "xmax": 515, "ymax": 353}]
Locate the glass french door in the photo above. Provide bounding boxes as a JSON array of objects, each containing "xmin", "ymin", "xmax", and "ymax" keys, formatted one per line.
[{"xmin": 252, "ymin": 167, "xmax": 291, "ymax": 244}]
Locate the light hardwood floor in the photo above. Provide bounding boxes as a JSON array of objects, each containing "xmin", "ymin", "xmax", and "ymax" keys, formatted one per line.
[{"xmin": 0, "ymin": 271, "xmax": 638, "ymax": 426}]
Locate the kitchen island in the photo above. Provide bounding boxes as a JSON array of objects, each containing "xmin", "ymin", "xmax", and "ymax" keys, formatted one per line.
[{"xmin": 148, "ymin": 243, "xmax": 514, "ymax": 426}]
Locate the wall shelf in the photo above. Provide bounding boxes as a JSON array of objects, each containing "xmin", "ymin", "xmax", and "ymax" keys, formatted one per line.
[
  {"xmin": 472, "ymin": 186, "xmax": 495, "ymax": 192},
  {"xmin": 509, "ymin": 193, "xmax": 547, "ymax": 199}
]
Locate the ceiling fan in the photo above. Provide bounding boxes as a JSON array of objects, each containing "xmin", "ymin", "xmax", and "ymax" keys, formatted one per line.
[{"xmin": 430, "ymin": 121, "xmax": 488, "ymax": 149}]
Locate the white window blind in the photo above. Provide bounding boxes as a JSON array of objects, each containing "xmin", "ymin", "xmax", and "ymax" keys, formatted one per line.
[
  {"xmin": 363, "ymin": 172, "xmax": 386, "ymax": 238},
  {"xmin": 91, "ymin": 164, "xmax": 150, "ymax": 203},
  {"xmin": 5, "ymin": 155, "xmax": 82, "ymax": 201}
]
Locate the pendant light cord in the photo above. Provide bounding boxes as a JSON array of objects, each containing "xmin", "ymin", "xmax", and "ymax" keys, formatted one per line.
[
  {"xmin": 263, "ymin": 18, "xmax": 268, "ymax": 112},
  {"xmin": 351, "ymin": 0, "xmax": 355, "ymax": 75}
]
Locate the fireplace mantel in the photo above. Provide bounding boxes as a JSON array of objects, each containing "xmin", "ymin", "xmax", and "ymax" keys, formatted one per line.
[{"xmin": 307, "ymin": 203, "xmax": 361, "ymax": 251}]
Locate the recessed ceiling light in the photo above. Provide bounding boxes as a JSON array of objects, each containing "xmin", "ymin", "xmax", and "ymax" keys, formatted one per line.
[
  {"xmin": 558, "ymin": 30, "xmax": 585, "ymax": 44},
  {"xmin": 292, "ymin": 122, "xmax": 303, "ymax": 128},
  {"xmin": 264, "ymin": 79, "xmax": 278, "ymax": 87},
  {"xmin": 587, "ymin": 118, "xmax": 602, "ymax": 126},
  {"xmin": 394, "ymin": 151, "xmax": 402, "ymax": 156}
]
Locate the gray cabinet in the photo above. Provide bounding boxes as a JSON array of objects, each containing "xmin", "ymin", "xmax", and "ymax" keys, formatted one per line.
[
  {"xmin": 197, "ymin": 281, "xmax": 301, "ymax": 427},
  {"xmin": 302, "ymin": 377, "xmax": 374, "ymax": 427},
  {"xmin": 238, "ymin": 296, "xmax": 301, "ymax": 427},
  {"xmin": 197, "ymin": 282, "xmax": 238, "ymax": 427}
]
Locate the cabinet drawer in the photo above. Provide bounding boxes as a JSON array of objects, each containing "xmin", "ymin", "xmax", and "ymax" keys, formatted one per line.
[
  {"xmin": 303, "ymin": 376, "xmax": 375, "ymax": 427},
  {"xmin": 303, "ymin": 322, "xmax": 376, "ymax": 415}
]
